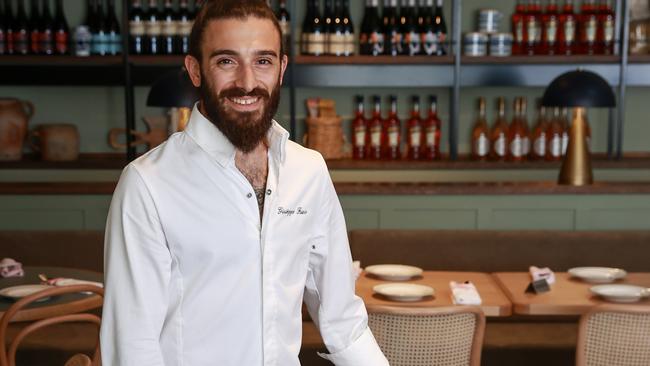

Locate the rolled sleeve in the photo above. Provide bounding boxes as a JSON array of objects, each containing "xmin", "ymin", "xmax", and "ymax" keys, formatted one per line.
[{"xmin": 318, "ymin": 328, "xmax": 388, "ymax": 366}]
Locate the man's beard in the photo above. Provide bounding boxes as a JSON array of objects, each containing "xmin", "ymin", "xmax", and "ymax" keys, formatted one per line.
[{"xmin": 199, "ymin": 71, "xmax": 281, "ymax": 153}]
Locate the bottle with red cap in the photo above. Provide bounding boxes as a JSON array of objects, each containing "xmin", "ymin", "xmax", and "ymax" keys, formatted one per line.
[
  {"xmin": 351, "ymin": 95, "xmax": 368, "ymax": 160},
  {"xmin": 406, "ymin": 96, "xmax": 423, "ymax": 160},
  {"xmin": 557, "ymin": 0, "xmax": 578, "ymax": 55},
  {"xmin": 383, "ymin": 95, "xmax": 401, "ymax": 160}
]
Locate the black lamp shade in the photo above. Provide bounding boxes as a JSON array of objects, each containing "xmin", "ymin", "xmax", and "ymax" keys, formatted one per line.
[
  {"xmin": 541, "ymin": 69, "xmax": 616, "ymax": 108},
  {"xmin": 147, "ymin": 68, "xmax": 200, "ymax": 108}
]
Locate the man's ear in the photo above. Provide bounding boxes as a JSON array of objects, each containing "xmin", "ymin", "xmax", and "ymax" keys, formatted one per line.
[
  {"xmin": 185, "ymin": 55, "xmax": 202, "ymax": 88},
  {"xmin": 279, "ymin": 54, "xmax": 288, "ymax": 86}
]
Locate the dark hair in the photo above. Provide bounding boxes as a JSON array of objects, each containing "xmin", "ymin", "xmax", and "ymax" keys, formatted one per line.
[{"xmin": 189, "ymin": 0, "xmax": 284, "ymax": 61}]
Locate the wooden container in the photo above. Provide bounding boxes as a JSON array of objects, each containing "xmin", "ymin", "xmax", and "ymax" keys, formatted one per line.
[{"xmin": 305, "ymin": 116, "xmax": 344, "ymax": 159}]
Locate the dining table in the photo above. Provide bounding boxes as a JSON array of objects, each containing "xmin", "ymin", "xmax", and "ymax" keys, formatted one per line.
[
  {"xmin": 493, "ymin": 272, "xmax": 650, "ymax": 316},
  {"xmin": 0, "ymin": 266, "xmax": 103, "ymax": 322},
  {"xmin": 356, "ymin": 270, "xmax": 512, "ymax": 317}
]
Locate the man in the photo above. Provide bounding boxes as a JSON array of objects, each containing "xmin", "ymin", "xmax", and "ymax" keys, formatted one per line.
[{"xmin": 100, "ymin": 1, "xmax": 389, "ymax": 365}]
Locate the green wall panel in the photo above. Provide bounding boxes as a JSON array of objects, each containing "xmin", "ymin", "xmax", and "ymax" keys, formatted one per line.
[
  {"xmin": 383, "ymin": 209, "xmax": 478, "ymax": 230},
  {"xmin": 490, "ymin": 209, "xmax": 576, "ymax": 230}
]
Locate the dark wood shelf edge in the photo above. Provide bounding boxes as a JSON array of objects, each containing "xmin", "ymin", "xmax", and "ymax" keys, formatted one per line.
[
  {"xmin": 0, "ymin": 55, "xmax": 123, "ymax": 66},
  {"xmin": 628, "ymin": 54, "xmax": 650, "ymax": 63},
  {"xmin": 0, "ymin": 153, "xmax": 129, "ymax": 170},
  {"xmin": 461, "ymin": 55, "xmax": 621, "ymax": 64}
]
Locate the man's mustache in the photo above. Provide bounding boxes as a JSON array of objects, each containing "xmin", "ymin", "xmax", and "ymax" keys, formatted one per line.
[{"xmin": 219, "ymin": 87, "xmax": 270, "ymax": 100}]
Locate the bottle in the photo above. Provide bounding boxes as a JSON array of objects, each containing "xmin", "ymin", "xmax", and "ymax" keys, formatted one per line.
[
  {"xmin": 471, "ymin": 97, "xmax": 490, "ymax": 161},
  {"xmin": 129, "ymin": 0, "xmax": 145, "ymax": 55},
  {"xmin": 530, "ymin": 101, "xmax": 548, "ymax": 160},
  {"xmin": 53, "ymin": 0, "xmax": 69, "ymax": 55},
  {"xmin": 328, "ymin": 0, "xmax": 346, "ymax": 56},
  {"xmin": 578, "ymin": 0, "xmax": 598, "ymax": 54},
  {"xmin": 29, "ymin": 0, "xmax": 40, "ymax": 54},
  {"xmin": 422, "ymin": 95, "xmax": 442, "ymax": 160},
  {"xmin": 4, "ymin": 0, "xmax": 15, "ymax": 54},
  {"xmin": 302, "ymin": 0, "xmax": 325, "ymax": 56},
  {"xmin": 323, "ymin": 0, "xmax": 334, "ymax": 54},
  {"xmin": 557, "ymin": 0, "xmax": 577, "ymax": 55},
  {"xmin": 39, "ymin": 0, "xmax": 54, "ymax": 55},
  {"xmin": 178, "ymin": 0, "xmax": 191, "ymax": 54},
  {"xmin": 507, "ymin": 97, "xmax": 528, "ymax": 161},
  {"xmin": 384, "ymin": 95, "xmax": 402, "ymax": 160},
  {"xmin": 276, "ymin": 0, "xmax": 291, "ymax": 55},
  {"xmin": 597, "ymin": 0, "xmax": 615, "ymax": 54},
  {"xmin": 523, "ymin": 0, "xmax": 540, "ymax": 55},
  {"xmin": 512, "ymin": 0, "xmax": 526, "ymax": 55},
  {"xmin": 545, "ymin": 107, "xmax": 564, "ymax": 161},
  {"xmin": 490, "ymin": 97, "xmax": 508, "ymax": 161},
  {"xmin": 420, "ymin": 0, "xmax": 436, "ymax": 55},
  {"xmin": 367, "ymin": 95, "xmax": 383, "ymax": 160},
  {"xmin": 359, "ymin": 0, "xmax": 383, "ymax": 56},
  {"xmin": 14, "ymin": 0, "xmax": 29, "ymax": 54},
  {"xmin": 383, "ymin": 0, "xmax": 401, "ymax": 56},
  {"xmin": 106, "ymin": 0, "xmax": 121, "ymax": 55},
  {"xmin": 93, "ymin": 0, "xmax": 108, "ymax": 55},
  {"xmin": 0, "ymin": 2, "xmax": 6, "ymax": 54},
  {"xmin": 145, "ymin": 0, "xmax": 161, "ymax": 55},
  {"xmin": 161, "ymin": 0, "xmax": 177, "ymax": 55},
  {"xmin": 432, "ymin": 0, "xmax": 446, "ymax": 55},
  {"xmin": 540, "ymin": 0, "xmax": 559, "ymax": 55},
  {"xmin": 301, "ymin": 0, "xmax": 313, "ymax": 54},
  {"xmin": 406, "ymin": 96, "xmax": 422, "ymax": 160},
  {"xmin": 341, "ymin": 0, "xmax": 354, "ymax": 55},
  {"xmin": 351, "ymin": 95, "xmax": 368, "ymax": 160},
  {"xmin": 401, "ymin": 0, "xmax": 420, "ymax": 56}
]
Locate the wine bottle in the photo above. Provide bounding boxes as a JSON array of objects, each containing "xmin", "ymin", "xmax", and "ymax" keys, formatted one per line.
[
  {"xmin": 2, "ymin": 0, "xmax": 14, "ymax": 55},
  {"xmin": 406, "ymin": 96, "xmax": 422, "ymax": 160},
  {"xmin": 161, "ymin": 0, "xmax": 178, "ymax": 55},
  {"xmin": 432, "ymin": 0, "xmax": 446, "ymax": 55},
  {"xmin": 540, "ymin": 0, "xmax": 559, "ymax": 55},
  {"xmin": 145, "ymin": 0, "xmax": 161, "ymax": 55},
  {"xmin": 490, "ymin": 97, "xmax": 508, "ymax": 161},
  {"xmin": 557, "ymin": 0, "xmax": 577, "ymax": 55},
  {"xmin": 597, "ymin": 0, "xmax": 615, "ymax": 55},
  {"xmin": 523, "ymin": 0, "xmax": 539, "ymax": 55},
  {"xmin": 367, "ymin": 95, "xmax": 383, "ymax": 160},
  {"xmin": 276, "ymin": 0, "xmax": 291, "ymax": 55},
  {"xmin": 53, "ymin": 0, "xmax": 68, "ymax": 55},
  {"xmin": 530, "ymin": 101, "xmax": 548, "ymax": 160},
  {"xmin": 303, "ymin": 0, "xmax": 324, "ymax": 56},
  {"xmin": 578, "ymin": 0, "xmax": 598, "ymax": 54},
  {"xmin": 301, "ymin": 0, "xmax": 313, "ymax": 55},
  {"xmin": 0, "ymin": 1, "xmax": 6, "ymax": 54},
  {"xmin": 129, "ymin": 0, "xmax": 145, "ymax": 54},
  {"xmin": 384, "ymin": 95, "xmax": 402, "ymax": 160},
  {"xmin": 471, "ymin": 97, "xmax": 489, "ymax": 161},
  {"xmin": 29, "ymin": 0, "xmax": 40, "ymax": 54},
  {"xmin": 420, "ymin": 0, "xmax": 436, "ymax": 55},
  {"xmin": 178, "ymin": 0, "xmax": 191, "ymax": 54},
  {"xmin": 508, "ymin": 97, "xmax": 528, "ymax": 161},
  {"xmin": 422, "ymin": 95, "xmax": 441, "ymax": 160},
  {"xmin": 92, "ymin": 0, "xmax": 108, "ymax": 55},
  {"xmin": 545, "ymin": 107, "xmax": 563, "ymax": 161},
  {"xmin": 341, "ymin": 0, "xmax": 354, "ymax": 55},
  {"xmin": 383, "ymin": 0, "xmax": 400, "ymax": 56},
  {"xmin": 401, "ymin": 0, "xmax": 420, "ymax": 56},
  {"xmin": 14, "ymin": 0, "xmax": 30, "ymax": 55},
  {"xmin": 40, "ymin": 0, "xmax": 55, "ymax": 55},
  {"xmin": 106, "ymin": 0, "xmax": 121, "ymax": 55},
  {"xmin": 359, "ymin": 0, "xmax": 383, "ymax": 56},
  {"xmin": 323, "ymin": 0, "xmax": 334, "ymax": 54},
  {"xmin": 351, "ymin": 95, "xmax": 368, "ymax": 160},
  {"xmin": 328, "ymin": 0, "xmax": 345, "ymax": 56},
  {"xmin": 511, "ymin": 0, "xmax": 526, "ymax": 55}
]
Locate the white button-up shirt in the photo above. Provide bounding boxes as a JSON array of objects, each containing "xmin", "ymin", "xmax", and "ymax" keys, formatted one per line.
[{"xmin": 101, "ymin": 106, "xmax": 388, "ymax": 366}]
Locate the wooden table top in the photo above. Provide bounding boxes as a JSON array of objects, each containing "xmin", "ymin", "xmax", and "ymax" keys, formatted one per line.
[
  {"xmin": 356, "ymin": 271, "xmax": 512, "ymax": 317},
  {"xmin": 0, "ymin": 266, "xmax": 103, "ymax": 322},
  {"xmin": 493, "ymin": 272, "xmax": 650, "ymax": 316}
]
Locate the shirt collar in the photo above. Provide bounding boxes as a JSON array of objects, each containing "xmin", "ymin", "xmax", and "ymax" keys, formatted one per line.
[{"xmin": 184, "ymin": 103, "xmax": 289, "ymax": 167}]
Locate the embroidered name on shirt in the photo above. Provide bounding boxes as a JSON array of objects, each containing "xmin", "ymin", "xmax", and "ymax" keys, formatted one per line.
[{"xmin": 277, "ymin": 207, "xmax": 308, "ymax": 217}]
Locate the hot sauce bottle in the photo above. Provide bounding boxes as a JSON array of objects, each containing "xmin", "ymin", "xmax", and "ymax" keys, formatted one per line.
[
  {"xmin": 422, "ymin": 95, "xmax": 442, "ymax": 160},
  {"xmin": 530, "ymin": 101, "xmax": 548, "ymax": 160},
  {"xmin": 351, "ymin": 95, "xmax": 367, "ymax": 160},
  {"xmin": 471, "ymin": 97, "xmax": 490, "ymax": 161},
  {"xmin": 507, "ymin": 97, "xmax": 529, "ymax": 162},
  {"xmin": 545, "ymin": 107, "xmax": 564, "ymax": 161},
  {"xmin": 367, "ymin": 95, "xmax": 383, "ymax": 160},
  {"xmin": 490, "ymin": 97, "xmax": 509, "ymax": 161},
  {"xmin": 578, "ymin": 0, "xmax": 598, "ymax": 54},
  {"xmin": 540, "ymin": 0, "xmax": 559, "ymax": 54},
  {"xmin": 557, "ymin": 0, "xmax": 578, "ymax": 55},
  {"xmin": 512, "ymin": 0, "xmax": 527, "ymax": 55},
  {"xmin": 406, "ymin": 96, "xmax": 422, "ymax": 160},
  {"xmin": 597, "ymin": 0, "xmax": 615, "ymax": 54},
  {"xmin": 383, "ymin": 95, "xmax": 401, "ymax": 160}
]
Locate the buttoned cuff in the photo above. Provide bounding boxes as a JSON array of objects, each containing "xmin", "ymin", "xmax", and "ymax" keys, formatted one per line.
[{"xmin": 317, "ymin": 327, "xmax": 389, "ymax": 366}]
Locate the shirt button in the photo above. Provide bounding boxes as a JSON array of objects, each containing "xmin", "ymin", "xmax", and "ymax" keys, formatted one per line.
[
  {"xmin": 266, "ymin": 189, "xmax": 272, "ymax": 195},
  {"xmin": 246, "ymin": 193, "xmax": 253, "ymax": 198}
]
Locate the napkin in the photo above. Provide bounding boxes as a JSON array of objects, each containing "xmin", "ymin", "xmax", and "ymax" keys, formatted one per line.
[
  {"xmin": 450, "ymin": 281, "xmax": 482, "ymax": 305},
  {"xmin": 0, "ymin": 258, "xmax": 24, "ymax": 278},
  {"xmin": 529, "ymin": 266, "xmax": 555, "ymax": 285}
]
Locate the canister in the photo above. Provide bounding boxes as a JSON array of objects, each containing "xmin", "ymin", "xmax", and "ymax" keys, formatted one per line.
[
  {"xmin": 478, "ymin": 9, "xmax": 503, "ymax": 34},
  {"xmin": 464, "ymin": 32, "xmax": 488, "ymax": 56},
  {"xmin": 489, "ymin": 33, "xmax": 513, "ymax": 56}
]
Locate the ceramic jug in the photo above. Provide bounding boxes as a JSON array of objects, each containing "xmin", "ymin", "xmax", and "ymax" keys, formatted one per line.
[
  {"xmin": 30, "ymin": 124, "xmax": 80, "ymax": 161},
  {"xmin": 0, "ymin": 98, "xmax": 34, "ymax": 161}
]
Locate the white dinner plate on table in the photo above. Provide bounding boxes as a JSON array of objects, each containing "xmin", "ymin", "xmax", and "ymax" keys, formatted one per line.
[
  {"xmin": 373, "ymin": 283, "xmax": 434, "ymax": 302},
  {"xmin": 568, "ymin": 267, "xmax": 627, "ymax": 283},
  {"xmin": 365, "ymin": 264, "xmax": 423, "ymax": 281},
  {"xmin": 0, "ymin": 285, "xmax": 52, "ymax": 301},
  {"xmin": 590, "ymin": 284, "xmax": 650, "ymax": 303}
]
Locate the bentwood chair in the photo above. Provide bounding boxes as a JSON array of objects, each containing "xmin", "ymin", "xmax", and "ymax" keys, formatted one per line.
[
  {"xmin": 0, "ymin": 285, "xmax": 104, "ymax": 366},
  {"xmin": 367, "ymin": 305, "xmax": 486, "ymax": 366},
  {"xmin": 576, "ymin": 304, "xmax": 650, "ymax": 366}
]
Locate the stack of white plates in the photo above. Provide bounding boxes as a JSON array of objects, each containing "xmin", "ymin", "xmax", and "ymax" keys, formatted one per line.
[
  {"xmin": 365, "ymin": 264, "xmax": 423, "ymax": 281},
  {"xmin": 590, "ymin": 284, "xmax": 650, "ymax": 303}
]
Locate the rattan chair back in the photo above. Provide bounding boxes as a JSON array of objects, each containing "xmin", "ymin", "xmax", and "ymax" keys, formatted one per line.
[
  {"xmin": 576, "ymin": 304, "xmax": 650, "ymax": 366},
  {"xmin": 367, "ymin": 305, "xmax": 485, "ymax": 366}
]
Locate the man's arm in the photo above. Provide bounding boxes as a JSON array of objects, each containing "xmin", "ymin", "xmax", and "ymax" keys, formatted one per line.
[
  {"xmin": 100, "ymin": 165, "xmax": 172, "ymax": 365},
  {"xmin": 303, "ymin": 159, "xmax": 389, "ymax": 366}
]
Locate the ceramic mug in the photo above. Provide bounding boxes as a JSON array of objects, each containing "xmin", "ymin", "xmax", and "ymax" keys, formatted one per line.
[{"xmin": 30, "ymin": 124, "xmax": 80, "ymax": 161}]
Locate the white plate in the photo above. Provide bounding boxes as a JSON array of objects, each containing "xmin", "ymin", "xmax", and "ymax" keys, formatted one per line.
[
  {"xmin": 365, "ymin": 264, "xmax": 423, "ymax": 281},
  {"xmin": 0, "ymin": 284, "xmax": 52, "ymax": 301},
  {"xmin": 568, "ymin": 267, "xmax": 627, "ymax": 283},
  {"xmin": 590, "ymin": 284, "xmax": 650, "ymax": 303},
  {"xmin": 373, "ymin": 283, "xmax": 434, "ymax": 302},
  {"xmin": 54, "ymin": 279, "xmax": 104, "ymax": 288}
]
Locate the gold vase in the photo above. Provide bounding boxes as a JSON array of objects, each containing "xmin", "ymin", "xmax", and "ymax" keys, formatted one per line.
[{"xmin": 558, "ymin": 107, "xmax": 593, "ymax": 186}]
